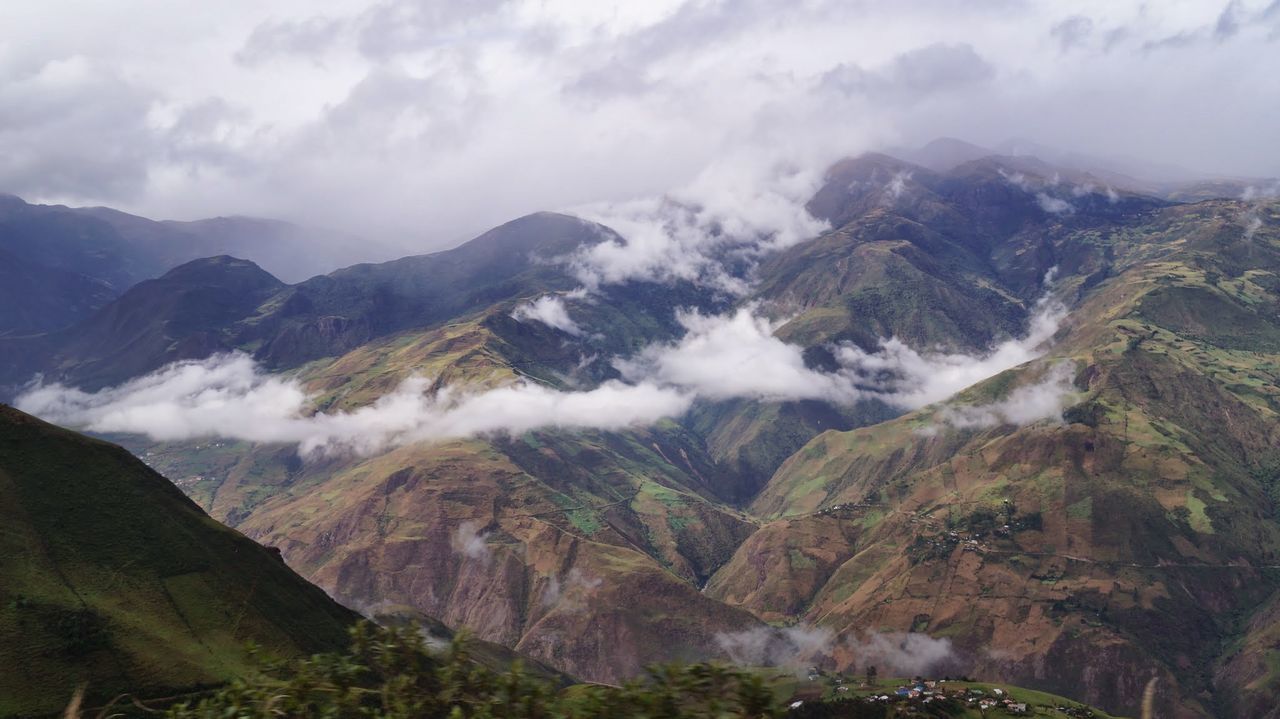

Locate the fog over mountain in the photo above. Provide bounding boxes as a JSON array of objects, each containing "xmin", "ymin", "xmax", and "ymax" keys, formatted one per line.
[
  {"xmin": 9, "ymin": 4, "xmax": 1280, "ymax": 718},
  {"xmin": 3, "ymin": 0, "xmax": 1278, "ymax": 259}
]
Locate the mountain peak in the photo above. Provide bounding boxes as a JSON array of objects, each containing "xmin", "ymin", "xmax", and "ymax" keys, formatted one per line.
[{"xmin": 159, "ymin": 254, "xmax": 285, "ymax": 290}]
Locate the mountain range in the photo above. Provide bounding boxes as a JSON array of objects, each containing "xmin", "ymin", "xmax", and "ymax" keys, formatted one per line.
[{"xmin": 4, "ymin": 140, "xmax": 1280, "ymax": 718}]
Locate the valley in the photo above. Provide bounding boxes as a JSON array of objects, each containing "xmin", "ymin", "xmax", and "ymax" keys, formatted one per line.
[{"xmin": 6, "ymin": 142, "xmax": 1280, "ymax": 718}]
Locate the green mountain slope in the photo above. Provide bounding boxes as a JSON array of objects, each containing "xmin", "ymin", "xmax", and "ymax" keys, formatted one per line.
[{"xmin": 0, "ymin": 404, "xmax": 358, "ymax": 716}]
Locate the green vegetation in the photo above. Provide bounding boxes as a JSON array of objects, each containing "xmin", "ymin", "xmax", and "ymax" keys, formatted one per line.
[
  {"xmin": 166, "ymin": 622, "xmax": 782, "ymax": 719},
  {"xmin": 157, "ymin": 623, "xmax": 1117, "ymax": 719},
  {"xmin": 0, "ymin": 406, "xmax": 356, "ymax": 716}
]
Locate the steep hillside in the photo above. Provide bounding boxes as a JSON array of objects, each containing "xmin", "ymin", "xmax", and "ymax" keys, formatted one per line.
[
  {"xmin": 0, "ymin": 404, "xmax": 358, "ymax": 716},
  {"xmin": 712, "ymin": 198, "xmax": 1280, "ymax": 717}
]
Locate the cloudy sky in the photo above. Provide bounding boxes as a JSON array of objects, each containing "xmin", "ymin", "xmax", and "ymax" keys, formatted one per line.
[{"xmin": 3, "ymin": 0, "xmax": 1278, "ymax": 252}]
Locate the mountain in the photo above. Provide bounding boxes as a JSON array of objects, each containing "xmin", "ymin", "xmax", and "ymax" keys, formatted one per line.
[
  {"xmin": 0, "ymin": 404, "xmax": 359, "ymax": 716},
  {"xmin": 90, "ymin": 153, "xmax": 1118, "ymax": 677},
  {"xmin": 33, "ymin": 256, "xmax": 287, "ymax": 391},
  {"xmin": 9, "ymin": 146, "xmax": 1280, "ymax": 716},
  {"xmin": 888, "ymin": 137, "xmax": 998, "ymax": 173},
  {"xmin": 712, "ymin": 196, "xmax": 1280, "ymax": 717},
  {"xmin": 0, "ymin": 194, "xmax": 380, "ymax": 337},
  {"xmin": 0, "ymin": 247, "xmax": 117, "ymax": 338}
]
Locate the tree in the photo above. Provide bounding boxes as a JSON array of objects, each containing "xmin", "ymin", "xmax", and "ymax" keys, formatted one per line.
[
  {"xmin": 165, "ymin": 621, "xmax": 785, "ymax": 719},
  {"xmin": 864, "ymin": 665, "xmax": 877, "ymax": 687}
]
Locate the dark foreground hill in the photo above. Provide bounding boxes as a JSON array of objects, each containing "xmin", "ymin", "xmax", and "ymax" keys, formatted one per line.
[{"xmin": 0, "ymin": 404, "xmax": 359, "ymax": 717}]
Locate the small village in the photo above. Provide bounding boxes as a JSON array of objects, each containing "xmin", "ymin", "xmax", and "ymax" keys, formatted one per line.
[{"xmin": 785, "ymin": 667, "xmax": 1103, "ymax": 718}]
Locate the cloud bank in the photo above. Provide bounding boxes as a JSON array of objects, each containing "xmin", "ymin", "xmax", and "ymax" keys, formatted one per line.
[
  {"xmin": 3, "ymin": 1, "xmax": 1277, "ymax": 256},
  {"xmin": 16, "ymin": 354, "xmax": 693, "ymax": 456},
  {"xmin": 571, "ymin": 156, "xmax": 829, "ymax": 290},
  {"xmin": 16, "ymin": 277, "xmax": 1067, "ymax": 454},
  {"xmin": 451, "ymin": 521, "xmax": 492, "ymax": 563},
  {"xmin": 834, "ymin": 283, "xmax": 1067, "ymax": 410},
  {"xmin": 616, "ymin": 305, "xmax": 863, "ymax": 403}
]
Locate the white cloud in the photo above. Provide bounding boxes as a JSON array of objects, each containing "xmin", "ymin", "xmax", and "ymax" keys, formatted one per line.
[
  {"xmin": 934, "ymin": 361, "xmax": 1077, "ymax": 430},
  {"xmin": 886, "ymin": 170, "xmax": 912, "ymax": 201},
  {"xmin": 625, "ymin": 270, "xmax": 1066, "ymax": 409},
  {"xmin": 716, "ymin": 624, "xmax": 835, "ymax": 668},
  {"xmin": 1239, "ymin": 181, "xmax": 1278, "ymax": 240},
  {"xmin": 1242, "ymin": 182, "xmax": 1280, "ymax": 201},
  {"xmin": 451, "ymin": 521, "xmax": 492, "ymax": 563},
  {"xmin": 835, "ymin": 279, "xmax": 1067, "ymax": 409},
  {"xmin": 4, "ymin": 1, "xmax": 1275, "ymax": 255},
  {"xmin": 571, "ymin": 154, "xmax": 829, "ymax": 291},
  {"xmin": 15, "ymin": 273, "xmax": 1067, "ymax": 453},
  {"xmin": 15, "ymin": 353, "xmax": 692, "ymax": 456},
  {"xmin": 846, "ymin": 631, "xmax": 955, "ymax": 677},
  {"xmin": 616, "ymin": 305, "xmax": 861, "ymax": 403},
  {"xmin": 1036, "ymin": 192, "xmax": 1073, "ymax": 214},
  {"xmin": 716, "ymin": 625, "xmax": 956, "ymax": 677},
  {"xmin": 512, "ymin": 294, "xmax": 583, "ymax": 335},
  {"xmin": 540, "ymin": 568, "xmax": 603, "ymax": 612}
]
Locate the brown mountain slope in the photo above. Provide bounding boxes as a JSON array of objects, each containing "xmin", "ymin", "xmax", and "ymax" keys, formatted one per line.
[
  {"xmin": 229, "ymin": 437, "xmax": 762, "ymax": 683},
  {"xmin": 710, "ymin": 199, "xmax": 1280, "ymax": 717}
]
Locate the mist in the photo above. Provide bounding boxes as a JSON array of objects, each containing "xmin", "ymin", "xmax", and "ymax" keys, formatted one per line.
[
  {"xmin": 15, "ymin": 281, "xmax": 1066, "ymax": 455},
  {"xmin": 846, "ymin": 631, "xmax": 957, "ymax": 677},
  {"xmin": 2, "ymin": 1, "xmax": 1277, "ymax": 258},
  {"xmin": 715, "ymin": 625, "xmax": 836, "ymax": 670},
  {"xmin": 714, "ymin": 625, "xmax": 959, "ymax": 678},
  {"xmin": 14, "ymin": 354, "xmax": 695, "ymax": 456},
  {"xmin": 512, "ymin": 293, "xmax": 585, "ymax": 336},
  {"xmin": 934, "ymin": 361, "xmax": 1079, "ymax": 430},
  {"xmin": 451, "ymin": 521, "xmax": 492, "ymax": 564}
]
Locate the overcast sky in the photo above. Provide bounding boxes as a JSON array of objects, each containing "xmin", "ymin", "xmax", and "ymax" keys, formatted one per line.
[{"xmin": 2, "ymin": 0, "xmax": 1278, "ymax": 252}]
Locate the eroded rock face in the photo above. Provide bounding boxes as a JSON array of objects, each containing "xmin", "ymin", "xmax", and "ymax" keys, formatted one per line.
[{"xmin": 236, "ymin": 438, "xmax": 762, "ymax": 684}]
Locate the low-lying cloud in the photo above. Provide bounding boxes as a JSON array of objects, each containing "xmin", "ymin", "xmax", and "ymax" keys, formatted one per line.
[
  {"xmin": 846, "ymin": 631, "xmax": 957, "ymax": 677},
  {"xmin": 618, "ymin": 278, "xmax": 1064, "ymax": 413},
  {"xmin": 512, "ymin": 293, "xmax": 584, "ymax": 336},
  {"xmin": 616, "ymin": 305, "xmax": 863, "ymax": 404},
  {"xmin": 540, "ymin": 568, "xmax": 603, "ymax": 613},
  {"xmin": 835, "ymin": 284, "xmax": 1067, "ymax": 410},
  {"xmin": 451, "ymin": 521, "xmax": 492, "ymax": 563},
  {"xmin": 1036, "ymin": 192, "xmax": 1073, "ymax": 214},
  {"xmin": 17, "ymin": 274, "xmax": 1067, "ymax": 454},
  {"xmin": 715, "ymin": 625, "xmax": 958, "ymax": 677},
  {"xmin": 572, "ymin": 156, "xmax": 829, "ymax": 291},
  {"xmin": 716, "ymin": 625, "xmax": 836, "ymax": 669},
  {"xmin": 16, "ymin": 353, "xmax": 693, "ymax": 456},
  {"xmin": 934, "ymin": 361, "xmax": 1078, "ymax": 430}
]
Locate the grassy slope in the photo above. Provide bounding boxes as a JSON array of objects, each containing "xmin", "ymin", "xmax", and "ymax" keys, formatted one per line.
[{"xmin": 0, "ymin": 405, "xmax": 357, "ymax": 717}]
